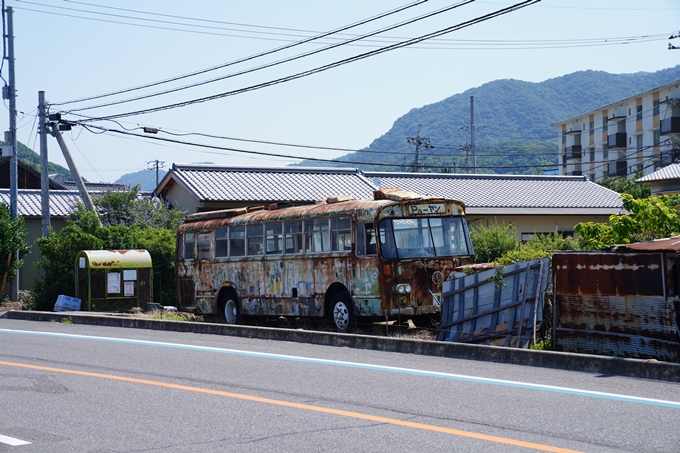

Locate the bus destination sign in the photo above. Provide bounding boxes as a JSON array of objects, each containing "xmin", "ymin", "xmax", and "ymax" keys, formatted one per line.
[{"xmin": 407, "ymin": 203, "xmax": 446, "ymax": 215}]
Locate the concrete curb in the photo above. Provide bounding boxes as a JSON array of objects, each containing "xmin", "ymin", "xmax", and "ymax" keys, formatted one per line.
[{"xmin": 4, "ymin": 310, "xmax": 680, "ymax": 382}]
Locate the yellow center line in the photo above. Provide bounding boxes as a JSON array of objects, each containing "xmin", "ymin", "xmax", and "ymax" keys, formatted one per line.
[{"xmin": 0, "ymin": 360, "xmax": 583, "ymax": 453}]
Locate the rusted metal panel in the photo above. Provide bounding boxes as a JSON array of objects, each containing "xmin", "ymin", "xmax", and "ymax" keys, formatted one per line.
[
  {"xmin": 611, "ymin": 236, "xmax": 680, "ymax": 252},
  {"xmin": 553, "ymin": 252, "xmax": 680, "ymax": 361},
  {"xmin": 438, "ymin": 258, "xmax": 550, "ymax": 347}
]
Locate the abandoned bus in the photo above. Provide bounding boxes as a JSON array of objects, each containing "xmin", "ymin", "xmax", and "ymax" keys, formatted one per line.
[{"xmin": 175, "ymin": 188, "xmax": 475, "ymax": 332}]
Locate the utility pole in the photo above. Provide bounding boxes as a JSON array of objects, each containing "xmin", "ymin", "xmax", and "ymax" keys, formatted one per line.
[
  {"xmin": 38, "ymin": 91, "xmax": 50, "ymax": 237},
  {"xmin": 470, "ymin": 96, "xmax": 476, "ymax": 173},
  {"xmin": 4, "ymin": 6, "xmax": 18, "ymax": 301},
  {"xmin": 147, "ymin": 159, "xmax": 165, "ymax": 189},
  {"xmin": 49, "ymin": 121, "xmax": 98, "ymax": 216},
  {"xmin": 406, "ymin": 125, "xmax": 433, "ymax": 173}
]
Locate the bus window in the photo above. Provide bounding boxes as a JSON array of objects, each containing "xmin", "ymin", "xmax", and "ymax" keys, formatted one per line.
[
  {"xmin": 247, "ymin": 224, "xmax": 264, "ymax": 255},
  {"xmin": 356, "ymin": 223, "xmax": 377, "ymax": 256},
  {"xmin": 198, "ymin": 232, "xmax": 211, "ymax": 260},
  {"xmin": 215, "ymin": 228, "xmax": 228, "ymax": 258},
  {"xmin": 305, "ymin": 219, "xmax": 330, "ymax": 253},
  {"xmin": 184, "ymin": 232, "xmax": 195, "ymax": 260},
  {"xmin": 229, "ymin": 226, "xmax": 245, "ymax": 257},
  {"xmin": 266, "ymin": 223, "xmax": 283, "ymax": 255},
  {"xmin": 331, "ymin": 217, "xmax": 351, "ymax": 252},
  {"xmin": 378, "ymin": 221, "xmax": 397, "ymax": 259},
  {"xmin": 284, "ymin": 221, "xmax": 303, "ymax": 254}
]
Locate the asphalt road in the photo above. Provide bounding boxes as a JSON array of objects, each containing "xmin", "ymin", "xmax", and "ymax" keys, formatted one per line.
[{"xmin": 0, "ymin": 318, "xmax": 679, "ymax": 453}]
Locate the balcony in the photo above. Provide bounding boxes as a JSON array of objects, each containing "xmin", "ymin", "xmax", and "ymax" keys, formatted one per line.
[
  {"xmin": 607, "ymin": 132, "xmax": 627, "ymax": 149},
  {"xmin": 608, "ymin": 160, "xmax": 627, "ymax": 177},
  {"xmin": 660, "ymin": 117, "xmax": 680, "ymax": 135},
  {"xmin": 565, "ymin": 145, "xmax": 582, "ymax": 160},
  {"xmin": 569, "ymin": 170, "xmax": 582, "ymax": 176}
]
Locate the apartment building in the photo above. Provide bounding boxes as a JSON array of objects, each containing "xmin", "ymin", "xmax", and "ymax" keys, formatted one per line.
[{"xmin": 553, "ymin": 79, "xmax": 680, "ymax": 182}]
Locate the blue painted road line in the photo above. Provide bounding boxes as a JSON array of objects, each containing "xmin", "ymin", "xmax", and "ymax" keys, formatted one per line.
[{"xmin": 1, "ymin": 328, "xmax": 679, "ymax": 410}]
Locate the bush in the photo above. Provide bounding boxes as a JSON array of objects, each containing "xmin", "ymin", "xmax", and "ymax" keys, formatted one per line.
[
  {"xmin": 470, "ymin": 222, "xmax": 518, "ymax": 263},
  {"xmin": 0, "ymin": 203, "xmax": 31, "ymax": 283}
]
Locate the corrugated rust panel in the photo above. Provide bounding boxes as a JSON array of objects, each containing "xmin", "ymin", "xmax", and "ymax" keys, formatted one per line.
[
  {"xmin": 612, "ymin": 236, "xmax": 680, "ymax": 252},
  {"xmin": 553, "ymin": 252, "xmax": 680, "ymax": 360},
  {"xmin": 554, "ymin": 253, "xmax": 662, "ymax": 297}
]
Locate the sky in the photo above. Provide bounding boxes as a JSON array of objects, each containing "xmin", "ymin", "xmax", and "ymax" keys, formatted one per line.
[{"xmin": 1, "ymin": 0, "xmax": 679, "ymax": 183}]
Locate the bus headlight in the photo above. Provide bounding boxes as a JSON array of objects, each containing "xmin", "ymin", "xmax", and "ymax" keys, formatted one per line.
[{"xmin": 393, "ymin": 283, "xmax": 412, "ymax": 294}]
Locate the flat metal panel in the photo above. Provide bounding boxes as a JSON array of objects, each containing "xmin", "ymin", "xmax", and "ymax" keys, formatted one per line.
[{"xmin": 438, "ymin": 258, "xmax": 549, "ymax": 347}]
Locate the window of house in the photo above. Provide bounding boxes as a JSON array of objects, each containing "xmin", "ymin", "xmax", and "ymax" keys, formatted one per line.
[
  {"xmin": 603, "ymin": 145, "xmax": 608, "ymax": 160},
  {"xmin": 589, "ymin": 121, "xmax": 594, "ymax": 136},
  {"xmin": 653, "ymin": 99, "xmax": 660, "ymax": 116},
  {"xmin": 602, "ymin": 116, "xmax": 608, "ymax": 132},
  {"xmin": 589, "ymin": 173, "xmax": 595, "ymax": 182},
  {"xmin": 637, "ymin": 135, "xmax": 643, "ymax": 151},
  {"xmin": 589, "ymin": 148, "xmax": 595, "ymax": 162},
  {"xmin": 654, "ymin": 130, "xmax": 661, "ymax": 146},
  {"xmin": 636, "ymin": 105, "xmax": 643, "ymax": 121}
]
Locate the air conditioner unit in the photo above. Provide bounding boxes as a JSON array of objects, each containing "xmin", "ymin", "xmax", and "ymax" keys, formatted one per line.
[{"xmin": 0, "ymin": 145, "xmax": 12, "ymax": 157}]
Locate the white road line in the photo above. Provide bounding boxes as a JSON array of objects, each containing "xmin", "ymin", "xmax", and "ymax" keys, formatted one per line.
[
  {"xmin": 2, "ymin": 328, "xmax": 680, "ymax": 409},
  {"xmin": 0, "ymin": 434, "xmax": 31, "ymax": 446}
]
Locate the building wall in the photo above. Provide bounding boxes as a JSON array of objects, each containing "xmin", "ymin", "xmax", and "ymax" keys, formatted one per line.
[
  {"xmin": 2, "ymin": 217, "xmax": 68, "ymax": 297},
  {"xmin": 466, "ymin": 214, "xmax": 611, "ymax": 242},
  {"xmin": 556, "ymin": 80, "xmax": 680, "ymax": 181}
]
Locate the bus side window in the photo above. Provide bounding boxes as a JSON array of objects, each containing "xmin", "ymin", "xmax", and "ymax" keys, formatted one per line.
[
  {"xmin": 356, "ymin": 223, "xmax": 377, "ymax": 256},
  {"xmin": 266, "ymin": 223, "xmax": 283, "ymax": 255},
  {"xmin": 177, "ymin": 234, "xmax": 184, "ymax": 260},
  {"xmin": 215, "ymin": 228, "xmax": 228, "ymax": 258},
  {"xmin": 284, "ymin": 221, "xmax": 303, "ymax": 254},
  {"xmin": 197, "ymin": 232, "xmax": 211, "ymax": 260},
  {"xmin": 184, "ymin": 232, "xmax": 195, "ymax": 260},
  {"xmin": 230, "ymin": 226, "xmax": 245, "ymax": 257},
  {"xmin": 331, "ymin": 217, "xmax": 352, "ymax": 252},
  {"xmin": 247, "ymin": 224, "xmax": 264, "ymax": 255},
  {"xmin": 305, "ymin": 219, "xmax": 330, "ymax": 253}
]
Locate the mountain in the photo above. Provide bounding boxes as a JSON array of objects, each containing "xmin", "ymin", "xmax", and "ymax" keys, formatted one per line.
[
  {"xmin": 3, "ymin": 141, "xmax": 73, "ymax": 179},
  {"xmin": 116, "ymin": 168, "xmax": 168, "ymax": 191},
  {"xmin": 296, "ymin": 65, "xmax": 680, "ymax": 174}
]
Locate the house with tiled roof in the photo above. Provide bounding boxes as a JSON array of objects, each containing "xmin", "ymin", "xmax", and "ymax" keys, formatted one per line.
[
  {"xmin": 156, "ymin": 164, "xmax": 623, "ymax": 241},
  {"xmin": 635, "ymin": 163, "xmax": 680, "ymax": 196},
  {"xmin": 0, "ymin": 189, "xmax": 83, "ymax": 291}
]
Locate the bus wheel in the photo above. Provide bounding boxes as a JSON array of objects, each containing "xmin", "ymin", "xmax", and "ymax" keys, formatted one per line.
[
  {"xmin": 219, "ymin": 291, "xmax": 239, "ymax": 325},
  {"xmin": 329, "ymin": 292, "xmax": 354, "ymax": 333}
]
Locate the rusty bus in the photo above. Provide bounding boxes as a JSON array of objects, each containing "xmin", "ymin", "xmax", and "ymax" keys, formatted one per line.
[{"xmin": 175, "ymin": 188, "xmax": 475, "ymax": 332}]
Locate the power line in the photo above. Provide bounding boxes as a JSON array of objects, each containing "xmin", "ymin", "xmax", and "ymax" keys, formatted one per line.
[
  {"xmin": 60, "ymin": 0, "xmax": 477, "ymax": 112},
  {"xmin": 50, "ymin": 0, "xmax": 432, "ymax": 106},
  {"xmin": 72, "ymin": 0, "xmax": 541, "ymax": 123}
]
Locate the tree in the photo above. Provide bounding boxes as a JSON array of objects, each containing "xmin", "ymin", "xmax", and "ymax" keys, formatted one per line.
[
  {"xmin": 33, "ymin": 188, "xmax": 185, "ymax": 310},
  {"xmin": 0, "ymin": 203, "xmax": 31, "ymax": 290},
  {"xmin": 575, "ymin": 194, "xmax": 680, "ymax": 250},
  {"xmin": 597, "ymin": 171, "xmax": 651, "ymax": 199},
  {"xmin": 469, "ymin": 222, "xmax": 518, "ymax": 263}
]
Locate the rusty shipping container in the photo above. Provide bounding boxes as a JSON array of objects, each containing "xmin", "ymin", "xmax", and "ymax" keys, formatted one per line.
[{"xmin": 553, "ymin": 250, "xmax": 680, "ymax": 361}]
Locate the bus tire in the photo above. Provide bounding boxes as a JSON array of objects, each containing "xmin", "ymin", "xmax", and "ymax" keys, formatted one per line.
[
  {"xmin": 329, "ymin": 291, "xmax": 354, "ymax": 333},
  {"xmin": 219, "ymin": 289, "xmax": 239, "ymax": 325}
]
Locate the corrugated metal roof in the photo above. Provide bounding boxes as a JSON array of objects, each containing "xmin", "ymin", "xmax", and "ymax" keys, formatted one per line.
[
  {"xmin": 62, "ymin": 181, "xmax": 129, "ymax": 191},
  {"xmin": 0, "ymin": 189, "xmax": 81, "ymax": 217},
  {"xmin": 636, "ymin": 163, "xmax": 680, "ymax": 183},
  {"xmin": 365, "ymin": 172, "xmax": 623, "ymax": 211},
  {"xmin": 611, "ymin": 236, "xmax": 680, "ymax": 252},
  {"xmin": 170, "ymin": 164, "xmax": 377, "ymax": 202}
]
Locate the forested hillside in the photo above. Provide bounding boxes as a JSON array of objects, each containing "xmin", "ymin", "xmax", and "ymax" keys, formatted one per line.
[
  {"xmin": 297, "ymin": 66, "xmax": 680, "ymax": 174},
  {"xmin": 1, "ymin": 141, "xmax": 72, "ymax": 179}
]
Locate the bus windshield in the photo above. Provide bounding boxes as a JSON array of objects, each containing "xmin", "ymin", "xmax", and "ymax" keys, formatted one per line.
[{"xmin": 378, "ymin": 217, "xmax": 471, "ymax": 259}]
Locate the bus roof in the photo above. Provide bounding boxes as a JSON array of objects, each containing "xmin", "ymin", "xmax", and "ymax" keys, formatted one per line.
[{"xmin": 179, "ymin": 188, "xmax": 466, "ymax": 230}]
